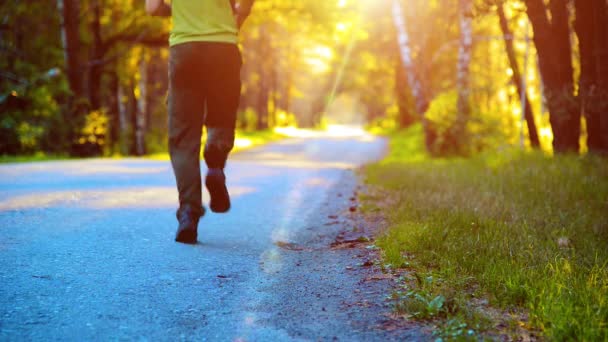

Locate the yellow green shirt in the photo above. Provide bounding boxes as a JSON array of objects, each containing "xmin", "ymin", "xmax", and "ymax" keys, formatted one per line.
[{"xmin": 170, "ymin": 0, "xmax": 238, "ymax": 46}]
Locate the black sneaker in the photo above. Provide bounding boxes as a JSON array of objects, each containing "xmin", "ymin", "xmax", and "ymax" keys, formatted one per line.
[
  {"xmin": 175, "ymin": 205, "xmax": 205, "ymax": 244},
  {"xmin": 205, "ymin": 168, "xmax": 231, "ymax": 213}
]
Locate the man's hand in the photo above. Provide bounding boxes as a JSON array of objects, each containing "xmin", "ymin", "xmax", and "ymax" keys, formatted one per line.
[
  {"xmin": 145, "ymin": 0, "xmax": 171, "ymax": 17},
  {"xmin": 234, "ymin": 0, "xmax": 254, "ymax": 29}
]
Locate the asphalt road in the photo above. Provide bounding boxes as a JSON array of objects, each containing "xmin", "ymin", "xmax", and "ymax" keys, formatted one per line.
[{"xmin": 0, "ymin": 127, "xmax": 427, "ymax": 341}]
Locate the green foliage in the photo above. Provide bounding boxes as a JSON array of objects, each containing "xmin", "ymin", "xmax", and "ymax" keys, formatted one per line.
[
  {"xmin": 0, "ymin": 153, "xmax": 69, "ymax": 164},
  {"xmin": 394, "ymin": 290, "xmax": 447, "ymax": 319},
  {"xmin": 0, "ymin": 84, "xmax": 67, "ymax": 154},
  {"xmin": 0, "ymin": 1, "xmax": 66, "ymax": 155},
  {"xmin": 366, "ymin": 126, "xmax": 608, "ymax": 340},
  {"xmin": 71, "ymin": 109, "xmax": 109, "ymax": 156},
  {"xmin": 435, "ymin": 318, "xmax": 477, "ymax": 341},
  {"xmin": 425, "ymin": 90, "xmax": 511, "ymax": 157}
]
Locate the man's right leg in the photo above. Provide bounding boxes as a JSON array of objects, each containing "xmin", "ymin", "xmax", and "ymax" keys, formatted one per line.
[
  {"xmin": 203, "ymin": 43, "xmax": 242, "ymax": 213},
  {"xmin": 168, "ymin": 43, "xmax": 206, "ymax": 243}
]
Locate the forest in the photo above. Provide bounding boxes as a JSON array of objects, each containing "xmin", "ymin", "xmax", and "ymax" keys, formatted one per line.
[
  {"xmin": 1, "ymin": 1, "xmax": 607, "ymax": 339},
  {"xmin": 1, "ymin": 0, "xmax": 607, "ymax": 157}
]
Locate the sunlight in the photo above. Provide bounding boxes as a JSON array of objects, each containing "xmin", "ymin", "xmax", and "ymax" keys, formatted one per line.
[
  {"xmin": 497, "ymin": 89, "xmax": 508, "ymax": 103},
  {"xmin": 253, "ymin": 159, "xmax": 358, "ymax": 170},
  {"xmin": 325, "ymin": 124, "xmax": 366, "ymax": 137},
  {"xmin": 539, "ymin": 127, "xmax": 554, "ymax": 147},
  {"xmin": 303, "ymin": 44, "xmax": 334, "ymax": 74},
  {"xmin": 0, "ymin": 186, "xmax": 257, "ymax": 211},
  {"xmin": 259, "ymin": 248, "xmax": 283, "ymax": 274},
  {"xmin": 273, "ymin": 126, "xmax": 318, "ymax": 138},
  {"xmin": 273, "ymin": 124, "xmax": 368, "ymax": 139},
  {"xmin": 234, "ymin": 137, "xmax": 254, "ymax": 149}
]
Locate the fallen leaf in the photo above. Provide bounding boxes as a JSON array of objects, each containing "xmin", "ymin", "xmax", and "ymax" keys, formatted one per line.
[
  {"xmin": 361, "ymin": 260, "xmax": 374, "ymax": 267},
  {"xmin": 324, "ymin": 220, "xmax": 341, "ymax": 226},
  {"xmin": 274, "ymin": 241, "xmax": 309, "ymax": 251},
  {"xmin": 364, "ymin": 274, "xmax": 394, "ymax": 281}
]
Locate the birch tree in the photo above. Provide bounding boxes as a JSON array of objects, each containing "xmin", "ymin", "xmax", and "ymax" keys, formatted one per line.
[
  {"xmin": 453, "ymin": 0, "xmax": 474, "ymax": 150},
  {"xmin": 391, "ymin": 0, "xmax": 427, "ymax": 115},
  {"xmin": 392, "ymin": 0, "xmax": 436, "ymax": 149}
]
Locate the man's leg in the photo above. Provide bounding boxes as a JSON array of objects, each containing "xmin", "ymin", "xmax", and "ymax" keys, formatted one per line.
[
  {"xmin": 168, "ymin": 43, "xmax": 206, "ymax": 242},
  {"xmin": 203, "ymin": 43, "xmax": 242, "ymax": 213}
]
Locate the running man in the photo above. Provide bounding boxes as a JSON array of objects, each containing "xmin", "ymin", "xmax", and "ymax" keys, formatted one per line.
[{"xmin": 145, "ymin": 0, "xmax": 254, "ymax": 243}]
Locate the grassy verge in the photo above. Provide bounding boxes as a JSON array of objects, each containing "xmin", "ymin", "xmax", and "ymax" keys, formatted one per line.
[
  {"xmin": 0, "ymin": 152, "xmax": 70, "ymax": 164},
  {"xmin": 363, "ymin": 124, "xmax": 608, "ymax": 340}
]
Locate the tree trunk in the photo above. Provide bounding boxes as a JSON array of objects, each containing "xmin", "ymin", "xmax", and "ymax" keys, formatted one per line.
[
  {"xmin": 58, "ymin": 0, "xmax": 95, "ymax": 156},
  {"xmin": 392, "ymin": 0, "xmax": 435, "ymax": 149},
  {"xmin": 108, "ymin": 70, "xmax": 120, "ymax": 155},
  {"xmin": 57, "ymin": 0, "xmax": 84, "ymax": 101},
  {"xmin": 269, "ymin": 54, "xmax": 278, "ymax": 128},
  {"xmin": 395, "ymin": 55, "xmax": 416, "ymax": 128},
  {"xmin": 255, "ymin": 26, "xmax": 270, "ymax": 130},
  {"xmin": 281, "ymin": 42, "xmax": 294, "ymax": 120},
  {"xmin": 576, "ymin": 0, "xmax": 608, "ymax": 154},
  {"xmin": 127, "ymin": 78, "xmax": 139, "ymax": 155},
  {"xmin": 118, "ymin": 81, "xmax": 129, "ymax": 155},
  {"xmin": 135, "ymin": 54, "xmax": 148, "ymax": 156},
  {"xmin": 498, "ymin": 3, "xmax": 540, "ymax": 148},
  {"xmin": 255, "ymin": 81, "xmax": 269, "ymax": 131},
  {"xmin": 391, "ymin": 0, "xmax": 427, "ymax": 114},
  {"xmin": 453, "ymin": 0, "xmax": 474, "ymax": 150},
  {"xmin": 594, "ymin": 0, "xmax": 608, "ymax": 153},
  {"xmin": 526, "ymin": 0, "xmax": 580, "ymax": 153},
  {"xmin": 88, "ymin": 0, "xmax": 104, "ymax": 110}
]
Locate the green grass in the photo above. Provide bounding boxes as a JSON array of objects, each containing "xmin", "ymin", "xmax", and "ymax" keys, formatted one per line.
[
  {"xmin": 0, "ymin": 152, "xmax": 70, "ymax": 164},
  {"xmin": 364, "ymin": 124, "xmax": 608, "ymax": 340}
]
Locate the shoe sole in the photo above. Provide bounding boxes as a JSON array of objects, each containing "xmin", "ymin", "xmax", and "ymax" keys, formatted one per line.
[
  {"xmin": 175, "ymin": 229, "xmax": 197, "ymax": 244},
  {"xmin": 206, "ymin": 173, "xmax": 230, "ymax": 213}
]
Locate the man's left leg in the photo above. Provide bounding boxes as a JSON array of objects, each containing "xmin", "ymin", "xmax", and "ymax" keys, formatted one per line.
[{"xmin": 168, "ymin": 43, "xmax": 207, "ymax": 243}]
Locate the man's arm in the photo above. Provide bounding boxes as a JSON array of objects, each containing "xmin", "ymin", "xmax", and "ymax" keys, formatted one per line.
[
  {"xmin": 235, "ymin": 0, "xmax": 254, "ymax": 29},
  {"xmin": 145, "ymin": 0, "xmax": 171, "ymax": 17}
]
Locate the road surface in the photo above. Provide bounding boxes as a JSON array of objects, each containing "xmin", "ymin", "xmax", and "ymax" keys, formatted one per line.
[{"xmin": 0, "ymin": 127, "xmax": 427, "ymax": 341}]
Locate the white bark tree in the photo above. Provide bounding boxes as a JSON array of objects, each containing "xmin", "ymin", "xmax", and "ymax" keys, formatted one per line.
[
  {"xmin": 391, "ymin": 0, "xmax": 427, "ymax": 114},
  {"xmin": 454, "ymin": 0, "xmax": 473, "ymax": 144}
]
